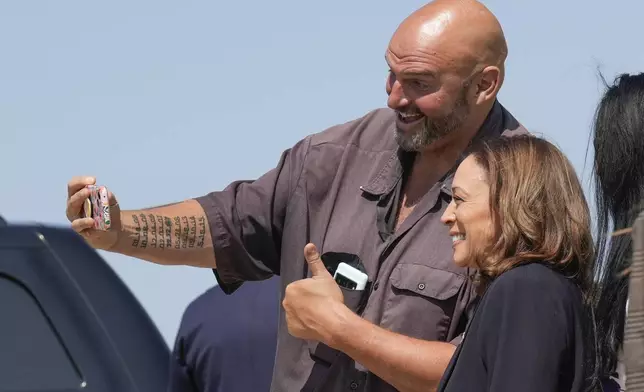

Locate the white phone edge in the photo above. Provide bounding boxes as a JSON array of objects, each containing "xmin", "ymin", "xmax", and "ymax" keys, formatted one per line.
[{"xmin": 334, "ymin": 262, "xmax": 368, "ymax": 290}]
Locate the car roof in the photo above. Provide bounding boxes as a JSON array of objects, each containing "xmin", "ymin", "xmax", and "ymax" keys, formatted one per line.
[{"xmin": 0, "ymin": 221, "xmax": 169, "ymax": 391}]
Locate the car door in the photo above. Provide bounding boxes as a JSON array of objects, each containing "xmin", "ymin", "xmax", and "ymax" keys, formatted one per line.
[{"xmin": 0, "ymin": 222, "xmax": 170, "ymax": 392}]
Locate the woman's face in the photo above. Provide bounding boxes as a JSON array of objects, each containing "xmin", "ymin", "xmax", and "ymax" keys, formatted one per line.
[{"xmin": 440, "ymin": 156, "xmax": 495, "ymax": 268}]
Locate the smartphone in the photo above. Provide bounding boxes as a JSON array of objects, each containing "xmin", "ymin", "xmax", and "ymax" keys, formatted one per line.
[
  {"xmin": 83, "ymin": 185, "xmax": 111, "ymax": 231},
  {"xmin": 334, "ymin": 262, "xmax": 369, "ymax": 290}
]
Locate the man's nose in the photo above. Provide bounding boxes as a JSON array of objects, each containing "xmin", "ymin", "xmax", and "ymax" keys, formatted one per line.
[{"xmin": 387, "ymin": 80, "xmax": 410, "ymax": 110}]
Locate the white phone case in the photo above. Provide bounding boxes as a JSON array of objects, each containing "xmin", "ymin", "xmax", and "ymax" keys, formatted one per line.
[{"xmin": 334, "ymin": 262, "xmax": 369, "ymax": 290}]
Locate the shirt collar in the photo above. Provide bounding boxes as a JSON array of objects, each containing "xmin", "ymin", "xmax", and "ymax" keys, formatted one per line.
[{"xmin": 359, "ymin": 149, "xmax": 410, "ymax": 196}]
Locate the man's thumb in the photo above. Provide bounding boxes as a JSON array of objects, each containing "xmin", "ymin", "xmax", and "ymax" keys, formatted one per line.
[{"xmin": 304, "ymin": 243, "xmax": 329, "ymax": 277}]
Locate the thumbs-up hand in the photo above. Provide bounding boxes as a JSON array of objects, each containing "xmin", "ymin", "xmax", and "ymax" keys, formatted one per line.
[{"xmin": 283, "ymin": 243, "xmax": 345, "ymax": 346}]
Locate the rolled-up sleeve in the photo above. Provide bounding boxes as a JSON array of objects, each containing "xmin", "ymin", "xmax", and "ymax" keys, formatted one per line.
[{"xmin": 196, "ymin": 137, "xmax": 310, "ymax": 293}]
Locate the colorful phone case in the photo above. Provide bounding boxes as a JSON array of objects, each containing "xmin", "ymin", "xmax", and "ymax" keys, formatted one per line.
[{"xmin": 84, "ymin": 185, "xmax": 111, "ymax": 231}]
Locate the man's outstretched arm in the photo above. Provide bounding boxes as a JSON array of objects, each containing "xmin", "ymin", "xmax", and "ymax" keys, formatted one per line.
[
  {"xmin": 67, "ymin": 133, "xmax": 310, "ymax": 273},
  {"xmin": 66, "ymin": 176, "xmax": 216, "ymax": 269}
]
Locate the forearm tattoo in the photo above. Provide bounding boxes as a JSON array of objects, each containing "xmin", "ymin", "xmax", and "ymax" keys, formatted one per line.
[{"xmin": 129, "ymin": 213, "xmax": 206, "ymax": 249}]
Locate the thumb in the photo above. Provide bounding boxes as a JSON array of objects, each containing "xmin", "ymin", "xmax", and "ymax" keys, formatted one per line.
[
  {"xmin": 304, "ymin": 243, "xmax": 330, "ymax": 278},
  {"xmin": 107, "ymin": 189, "xmax": 118, "ymax": 207}
]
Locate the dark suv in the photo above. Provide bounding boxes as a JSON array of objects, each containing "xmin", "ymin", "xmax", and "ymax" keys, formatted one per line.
[{"xmin": 0, "ymin": 217, "xmax": 169, "ymax": 391}]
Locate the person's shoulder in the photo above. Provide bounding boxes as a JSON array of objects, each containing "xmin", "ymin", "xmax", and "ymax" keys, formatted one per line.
[
  {"xmin": 486, "ymin": 263, "xmax": 579, "ymax": 302},
  {"xmin": 497, "ymin": 101, "xmax": 530, "ymax": 137},
  {"xmin": 185, "ymin": 276, "xmax": 280, "ymax": 314},
  {"xmin": 490, "ymin": 263, "xmax": 572, "ymax": 289},
  {"xmin": 476, "ymin": 264, "xmax": 583, "ymax": 334},
  {"xmin": 172, "ymin": 285, "xmax": 228, "ymax": 358},
  {"xmin": 179, "ymin": 286, "xmax": 227, "ymax": 333},
  {"xmin": 308, "ymin": 108, "xmax": 397, "ymax": 152},
  {"xmin": 177, "ymin": 277, "xmax": 281, "ymax": 339}
]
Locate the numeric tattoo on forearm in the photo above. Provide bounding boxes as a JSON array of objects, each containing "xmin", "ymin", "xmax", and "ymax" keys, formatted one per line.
[
  {"xmin": 156, "ymin": 216, "xmax": 165, "ymax": 249},
  {"xmin": 148, "ymin": 214, "xmax": 157, "ymax": 248},
  {"xmin": 197, "ymin": 217, "xmax": 206, "ymax": 248},
  {"xmin": 188, "ymin": 216, "xmax": 196, "ymax": 248},
  {"xmin": 164, "ymin": 217, "xmax": 172, "ymax": 248},
  {"xmin": 181, "ymin": 216, "xmax": 189, "ymax": 248},
  {"xmin": 173, "ymin": 217, "xmax": 181, "ymax": 249},
  {"xmin": 130, "ymin": 212, "xmax": 207, "ymax": 250},
  {"xmin": 131, "ymin": 214, "xmax": 141, "ymax": 247},
  {"xmin": 139, "ymin": 214, "xmax": 149, "ymax": 248}
]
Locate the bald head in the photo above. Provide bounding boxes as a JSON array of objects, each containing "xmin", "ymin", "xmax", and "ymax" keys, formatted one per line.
[
  {"xmin": 390, "ymin": 0, "xmax": 507, "ymax": 78},
  {"xmin": 384, "ymin": 0, "xmax": 509, "ymax": 152}
]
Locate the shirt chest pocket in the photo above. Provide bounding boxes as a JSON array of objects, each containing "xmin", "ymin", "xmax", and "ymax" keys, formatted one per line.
[{"xmin": 383, "ymin": 263, "xmax": 465, "ymax": 341}]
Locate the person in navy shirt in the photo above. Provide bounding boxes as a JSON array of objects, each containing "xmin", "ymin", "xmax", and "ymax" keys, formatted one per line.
[{"xmin": 168, "ymin": 276, "xmax": 280, "ymax": 392}]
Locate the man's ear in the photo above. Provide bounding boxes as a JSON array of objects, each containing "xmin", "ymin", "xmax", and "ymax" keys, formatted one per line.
[{"xmin": 474, "ymin": 66, "xmax": 501, "ymax": 105}]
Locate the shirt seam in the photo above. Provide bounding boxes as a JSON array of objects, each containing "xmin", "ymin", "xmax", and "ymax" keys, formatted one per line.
[{"xmin": 289, "ymin": 135, "xmax": 312, "ymax": 202}]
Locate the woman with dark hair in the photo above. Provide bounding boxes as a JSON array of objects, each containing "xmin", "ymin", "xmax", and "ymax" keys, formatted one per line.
[
  {"xmin": 590, "ymin": 72, "xmax": 644, "ymax": 390},
  {"xmin": 436, "ymin": 135, "xmax": 599, "ymax": 392}
]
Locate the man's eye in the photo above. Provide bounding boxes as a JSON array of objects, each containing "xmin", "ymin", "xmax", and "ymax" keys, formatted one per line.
[{"xmin": 412, "ymin": 80, "xmax": 431, "ymax": 90}]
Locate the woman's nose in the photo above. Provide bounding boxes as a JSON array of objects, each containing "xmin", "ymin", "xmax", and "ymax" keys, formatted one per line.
[{"xmin": 441, "ymin": 201, "xmax": 456, "ymax": 225}]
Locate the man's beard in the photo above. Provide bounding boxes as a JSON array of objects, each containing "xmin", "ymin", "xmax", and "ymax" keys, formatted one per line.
[{"xmin": 395, "ymin": 89, "xmax": 470, "ymax": 152}]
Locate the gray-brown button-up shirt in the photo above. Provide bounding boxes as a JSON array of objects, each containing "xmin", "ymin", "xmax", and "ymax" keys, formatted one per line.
[{"xmin": 196, "ymin": 100, "xmax": 527, "ymax": 392}]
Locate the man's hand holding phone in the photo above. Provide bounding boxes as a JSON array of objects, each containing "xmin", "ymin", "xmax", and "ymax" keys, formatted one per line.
[{"xmin": 66, "ymin": 176, "xmax": 121, "ymax": 251}]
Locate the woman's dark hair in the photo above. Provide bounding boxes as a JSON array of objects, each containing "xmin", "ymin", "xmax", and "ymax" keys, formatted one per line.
[{"xmin": 591, "ymin": 72, "xmax": 644, "ymax": 381}]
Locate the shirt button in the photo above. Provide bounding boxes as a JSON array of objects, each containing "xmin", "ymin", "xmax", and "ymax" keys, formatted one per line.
[
  {"xmin": 373, "ymin": 282, "xmax": 380, "ymax": 291},
  {"xmin": 418, "ymin": 283, "xmax": 426, "ymax": 290},
  {"xmin": 350, "ymin": 381, "xmax": 359, "ymax": 390}
]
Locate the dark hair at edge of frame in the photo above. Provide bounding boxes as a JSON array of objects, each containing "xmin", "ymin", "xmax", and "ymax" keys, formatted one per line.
[{"xmin": 590, "ymin": 72, "xmax": 644, "ymax": 382}]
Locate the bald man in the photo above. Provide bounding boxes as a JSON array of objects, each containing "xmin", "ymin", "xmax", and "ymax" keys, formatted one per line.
[{"xmin": 65, "ymin": 1, "xmax": 527, "ymax": 391}]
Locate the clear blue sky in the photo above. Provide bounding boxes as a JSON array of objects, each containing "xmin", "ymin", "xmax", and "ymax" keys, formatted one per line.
[{"xmin": 1, "ymin": 0, "xmax": 642, "ymax": 345}]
